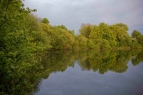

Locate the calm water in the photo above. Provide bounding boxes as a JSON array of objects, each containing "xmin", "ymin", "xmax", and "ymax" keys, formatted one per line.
[{"xmin": 34, "ymin": 50, "xmax": 143, "ymax": 95}]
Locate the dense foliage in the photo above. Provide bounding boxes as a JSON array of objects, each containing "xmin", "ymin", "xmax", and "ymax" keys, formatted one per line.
[
  {"xmin": 1, "ymin": 1, "xmax": 142, "ymax": 52},
  {"xmin": 0, "ymin": 0, "xmax": 143, "ymax": 95},
  {"xmin": 30, "ymin": 20, "xmax": 143, "ymax": 50},
  {"xmin": 40, "ymin": 49, "xmax": 143, "ymax": 77},
  {"xmin": 0, "ymin": 0, "xmax": 49, "ymax": 94}
]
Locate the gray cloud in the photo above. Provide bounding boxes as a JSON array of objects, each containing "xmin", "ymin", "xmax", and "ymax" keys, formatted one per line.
[{"xmin": 24, "ymin": 0, "xmax": 143, "ymax": 34}]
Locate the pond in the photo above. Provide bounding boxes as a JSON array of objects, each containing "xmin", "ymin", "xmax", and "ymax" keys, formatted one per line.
[{"xmin": 34, "ymin": 50, "xmax": 143, "ymax": 95}]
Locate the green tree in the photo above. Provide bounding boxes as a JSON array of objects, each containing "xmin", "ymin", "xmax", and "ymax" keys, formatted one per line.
[
  {"xmin": 137, "ymin": 35, "xmax": 143, "ymax": 47},
  {"xmin": 116, "ymin": 23, "xmax": 129, "ymax": 31},
  {"xmin": 57, "ymin": 25, "xmax": 68, "ymax": 30},
  {"xmin": 131, "ymin": 30, "xmax": 141, "ymax": 38},
  {"xmin": 0, "ymin": 0, "xmax": 46, "ymax": 95},
  {"xmin": 40, "ymin": 18, "xmax": 49, "ymax": 24},
  {"xmin": 79, "ymin": 23, "xmax": 93, "ymax": 38},
  {"xmin": 87, "ymin": 39, "xmax": 96, "ymax": 49},
  {"xmin": 109, "ymin": 24, "xmax": 131, "ymax": 47},
  {"xmin": 77, "ymin": 35, "xmax": 88, "ymax": 50},
  {"xmin": 89, "ymin": 25, "xmax": 102, "ymax": 49},
  {"xmin": 99, "ymin": 22, "xmax": 116, "ymax": 47}
]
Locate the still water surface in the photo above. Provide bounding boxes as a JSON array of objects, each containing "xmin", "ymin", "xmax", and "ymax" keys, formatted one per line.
[{"xmin": 35, "ymin": 50, "xmax": 143, "ymax": 95}]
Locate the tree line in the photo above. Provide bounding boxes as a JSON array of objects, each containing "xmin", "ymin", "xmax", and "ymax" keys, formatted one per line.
[
  {"xmin": 1, "ymin": 0, "xmax": 143, "ymax": 55},
  {"xmin": 0, "ymin": 0, "xmax": 143, "ymax": 94},
  {"xmin": 19, "ymin": 15, "xmax": 143, "ymax": 51}
]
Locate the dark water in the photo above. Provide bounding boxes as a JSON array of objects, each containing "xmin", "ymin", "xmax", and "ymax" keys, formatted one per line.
[
  {"xmin": 34, "ymin": 50, "xmax": 143, "ymax": 95},
  {"xmin": 1, "ymin": 50, "xmax": 143, "ymax": 95}
]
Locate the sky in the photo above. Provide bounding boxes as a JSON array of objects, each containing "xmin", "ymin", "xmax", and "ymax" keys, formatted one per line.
[{"xmin": 23, "ymin": 0, "xmax": 143, "ymax": 34}]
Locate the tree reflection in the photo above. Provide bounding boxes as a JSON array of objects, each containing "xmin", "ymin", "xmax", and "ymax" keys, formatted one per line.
[
  {"xmin": 39, "ymin": 50, "xmax": 76, "ymax": 79},
  {"xmin": 77, "ymin": 50, "xmax": 141, "ymax": 74},
  {"xmin": 40, "ymin": 49, "xmax": 143, "ymax": 76},
  {"xmin": 0, "ymin": 50, "xmax": 143, "ymax": 95},
  {"xmin": 0, "ymin": 53, "xmax": 44, "ymax": 95},
  {"xmin": 131, "ymin": 50, "xmax": 143, "ymax": 66}
]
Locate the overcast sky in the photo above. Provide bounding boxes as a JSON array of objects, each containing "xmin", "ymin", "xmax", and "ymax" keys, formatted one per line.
[{"xmin": 23, "ymin": 0, "xmax": 143, "ymax": 34}]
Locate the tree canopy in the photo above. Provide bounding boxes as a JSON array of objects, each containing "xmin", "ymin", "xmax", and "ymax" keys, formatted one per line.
[
  {"xmin": 40, "ymin": 18, "xmax": 49, "ymax": 24},
  {"xmin": 132, "ymin": 30, "xmax": 141, "ymax": 38},
  {"xmin": 0, "ymin": 0, "xmax": 143, "ymax": 94}
]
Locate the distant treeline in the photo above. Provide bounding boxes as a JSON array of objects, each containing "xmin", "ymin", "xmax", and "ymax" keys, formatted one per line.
[
  {"xmin": 28, "ymin": 16, "xmax": 143, "ymax": 50},
  {"xmin": 1, "ymin": 0, "xmax": 143, "ymax": 53}
]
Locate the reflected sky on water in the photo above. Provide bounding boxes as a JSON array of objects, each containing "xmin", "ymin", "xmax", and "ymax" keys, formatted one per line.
[{"xmin": 35, "ymin": 50, "xmax": 143, "ymax": 95}]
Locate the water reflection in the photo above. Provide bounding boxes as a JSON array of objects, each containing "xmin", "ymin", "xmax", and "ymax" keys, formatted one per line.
[
  {"xmin": 0, "ymin": 53, "xmax": 43, "ymax": 95},
  {"xmin": 35, "ymin": 49, "xmax": 143, "ymax": 95},
  {"xmin": 131, "ymin": 50, "xmax": 143, "ymax": 66},
  {"xmin": 40, "ymin": 49, "xmax": 143, "ymax": 76},
  {"xmin": 0, "ymin": 50, "xmax": 143, "ymax": 95},
  {"xmin": 40, "ymin": 50, "xmax": 76, "ymax": 79},
  {"xmin": 78, "ymin": 50, "xmax": 131, "ymax": 74}
]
